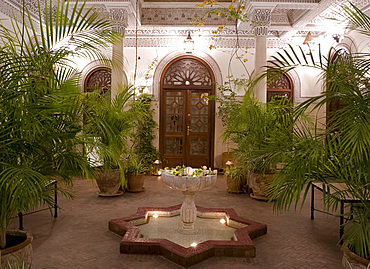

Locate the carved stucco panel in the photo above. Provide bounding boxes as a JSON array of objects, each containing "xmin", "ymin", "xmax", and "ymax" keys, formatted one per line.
[
  {"xmin": 110, "ymin": 8, "xmax": 127, "ymax": 35},
  {"xmin": 251, "ymin": 8, "xmax": 273, "ymax": 37}
]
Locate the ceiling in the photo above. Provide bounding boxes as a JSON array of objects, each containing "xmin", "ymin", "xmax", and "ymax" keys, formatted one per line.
[{"xmin": 1, "ymin": 0, "xmax": 370, "ymax": 48}]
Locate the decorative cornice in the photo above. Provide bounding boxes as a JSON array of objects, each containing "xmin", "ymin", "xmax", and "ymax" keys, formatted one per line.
[
  {"xmin": 110, "ymin": 8, "xmax": 127, "ymax": 35},
  {"xmin": 122, "ymin": 35, "xmax": 286, "ymax": 49},
  {"xmin": 252, "ymin": 8, "xmax": 273, "ymax": 36},
  {"xmin": 141, "ymin": 7, "xmax": 232, "ymax": 26},
  {"xmin": 1, "ymin": 0, "xmax": 42, "ymax": 34}
]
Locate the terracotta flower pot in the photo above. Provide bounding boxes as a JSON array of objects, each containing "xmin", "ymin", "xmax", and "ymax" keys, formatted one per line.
[
  {"xmin": 342, "ymin": 244, "xmax": 370, "ymax": 269},
  {"xmin": 127, "ymin": 174, "xmax": 145, "ymax": 192},
  {"xmin": 1, "ymin": 230, "xmax": 33, "ymax": 269},
  {"xmin": 225, "ymin": 175, "xmax": 245, "ymax": 193}
]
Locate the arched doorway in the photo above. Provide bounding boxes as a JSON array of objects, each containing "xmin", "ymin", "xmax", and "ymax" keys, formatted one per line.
[
  {"xmin": 159, "ymin": 56, "xmax": 215, "ymax": 168},
  {"xmin": 267, "ymin": 73, "xmax": 293, "ymax": 102}
]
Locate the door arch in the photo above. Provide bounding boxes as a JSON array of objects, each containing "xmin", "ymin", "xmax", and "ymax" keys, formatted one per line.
[{"xmin": 160, "ymin": 56, "xmax": 215, "ymax": 168}]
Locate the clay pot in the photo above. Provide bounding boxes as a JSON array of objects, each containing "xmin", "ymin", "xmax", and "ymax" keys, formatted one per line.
[
  {"xmin": 342, "ymin": 244, "xmax": 370, "ymax": 269},
  {"xmin": 127, "ymin": 174, "xmax": 145, "ymax": 192},
  {"xmin": 225, "ymin": 175, "xmax": 245, "ymax": 194},
  {"xmin": 248, "ymin": 172, "xmax": 275, "ymax": 201},
  {"xmin": 96, "ymin": 169, "xmax": 123, "ymax": 196},
  {"xmin": 1, "ymin": 230, "xmax": 33, "ymax": 269}
]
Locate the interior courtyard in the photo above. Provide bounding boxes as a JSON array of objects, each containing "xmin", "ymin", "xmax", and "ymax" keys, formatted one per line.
[{"xmin": 0, "ymin": 0, "xmax": 369, "ymax": 268}]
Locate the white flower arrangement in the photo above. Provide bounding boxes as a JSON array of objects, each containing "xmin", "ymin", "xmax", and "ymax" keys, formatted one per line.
[{"xmin": 163, "ymin": 165, "xmax": 217, "ymax": 177}]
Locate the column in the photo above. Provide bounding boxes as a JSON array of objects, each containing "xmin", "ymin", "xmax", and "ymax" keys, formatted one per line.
[
  {"xmin": 110, "ymin": 8, "xmax": 127, "ymax": 98},
  {"xmin": 111, "ymin": 37, "xmax": 124, "ymax": 98},
  {"xmin": 252, "ymin": 8, "xmax": 272, "ymax": 103}
]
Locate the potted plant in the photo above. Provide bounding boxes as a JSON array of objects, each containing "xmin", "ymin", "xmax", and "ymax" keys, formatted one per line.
[
  {"xmin": 224, "ymin": 166, "xmax": 246, "ymax": 194},
  {"xmin": 221, "ymin": 81, "xmax": 293, "ymax": 200},
  {"xmin": 263, "ymin": 3, "xmax": 369, "ymax": 266},
  {"xmin": 129, "ymin": 94, "xmax": 160, "ymax": 171},
  {"xmin": 124, "ymin": 93, "xmax": 159, "ymax": 192},
  {"xmin": 125, "ymin": 154, "xmax": 147, "ymax": 192},
  {"xmin": 0, "ymin": 0, "xmax": 121, "ymax": 267},
  {"xmin": 82, "ymin": 85, "xmax": 135, "ymax": 196}
]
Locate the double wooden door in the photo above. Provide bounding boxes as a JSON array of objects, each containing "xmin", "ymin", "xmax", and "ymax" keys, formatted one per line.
[{"xmin": 160, "ymin": 57, "xmax": 215, "ymax": 168}]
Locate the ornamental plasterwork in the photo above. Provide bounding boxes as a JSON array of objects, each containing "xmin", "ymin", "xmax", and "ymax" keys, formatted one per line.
[
  {"xmin": 6, "ymin": 0, "xmax": 44, "ymax": 17},
  {"xmin": 123, "ymin": 25, "xmax": 288, "ymax": 48},
  {"xmin": 110, "ymin": 8, "xmax": 127, "ymax": 35},
  {"xmin": 311, "ymin": 0, "xmax": 370, "ymax": 26},
  {"xmin": 124, "ymin": 28, "xmax": 255, "ymax": 37},
  {"xmin": 287, "ymin": 9, "xmax": 308, "ymax": 25},
  {"xmin": 123, "ymin": 35, "xmax": 287, "ymax": 49},
  {"xmin": 262, "ymin": 0, "xmax": 319, "ymax": 3},
  {"xmin": 253, "ymin": 9, "xmax": 272, "ymax": 27},
  {"xmin": 251, "ymin": 8, "xmax": 273, "ymax": 36},
  {"xmin": 0, "ymin": 0, "xmax": 42, "ymax": 33},
  {"xmin": 271, "ymin": 12, "xmax": 290, "ymax": 24},
  {"xmin": 141, "ymin": 8, "xmax": 232, "ymax": 26}
]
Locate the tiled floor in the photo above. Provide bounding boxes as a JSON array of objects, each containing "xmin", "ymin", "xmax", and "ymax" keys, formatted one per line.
[{"xmin": 11, "ymin": 176, "xmax": 343, "ymax": 269}]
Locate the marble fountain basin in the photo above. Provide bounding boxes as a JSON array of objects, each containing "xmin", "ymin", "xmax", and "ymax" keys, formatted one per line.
[{"xmin": 161, "ymin": 171, "xmax": 217, "ymax": 192}]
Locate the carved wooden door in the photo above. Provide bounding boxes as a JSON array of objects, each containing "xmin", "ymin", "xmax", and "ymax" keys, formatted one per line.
[{"xmin": 160, "ymin": 57, "xmax": 215, "ymax": 168}]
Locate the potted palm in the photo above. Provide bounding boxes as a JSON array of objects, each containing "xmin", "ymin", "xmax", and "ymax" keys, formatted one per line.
[
  {"xmin": 222, "ymin": 83, "xmax": 293, "ymax": 200},
  {"xmin": 263, "ymin": 3, "xmax": 369, "ymax": 266},
  {"xmin": 82, "ymin": 85, "xmax": 135, "ymax": 196},
  {"xmin": 0, "ymin": 0, "xmax": 121, "ymax": 267},
  {"xmin": 125, "ymin": 93, "xmax": 159, "ymax": 192},
  {"xmin": 214, "ymin": 83, "xmax": 247, "ymax": 193},
  {"xmin": 224, "ymin": 166, "xmax": 246, "ymax": 194},
  {"xmin": 125, "ymin": 154, "xmax": 147, "ymax": 192}
]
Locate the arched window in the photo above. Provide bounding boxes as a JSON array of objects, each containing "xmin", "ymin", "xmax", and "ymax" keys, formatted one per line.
[
  {"xmin": 84, "ymin": 68, "xmax": 111, "ymax": 93},
  {"xmin": 267, "ymin": 74, "xmax": 293, "ymax": 102}
]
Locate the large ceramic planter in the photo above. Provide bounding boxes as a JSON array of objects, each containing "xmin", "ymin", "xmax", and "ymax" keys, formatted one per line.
[
  {"xmin": 342, "ymin": 244, "xmax": 370, "ymax": 269},
  {"xmin": 127, "ymin": 174, "xmax": 145, "ymax": 192},
  {"xmin": 1, "ymin": 230, "xmax": 33, "ymax": 269},
  {"xmin": 248, "ymin": 172, "xmax": 275, "ymax": 201},
  {"xmin": 96, "ymin": 169, "xmax": 123, "ymax": 196}
]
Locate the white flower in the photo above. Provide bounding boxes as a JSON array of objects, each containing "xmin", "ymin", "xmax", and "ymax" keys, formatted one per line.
[{"xmin": 184, "ymin": 167, "xmax": 194, "ymax": 176}]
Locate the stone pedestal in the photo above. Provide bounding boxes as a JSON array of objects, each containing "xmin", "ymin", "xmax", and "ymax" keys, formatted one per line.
[{"xmin": 180, "ymin": 191, "xmax": 197, "ymax": 230}]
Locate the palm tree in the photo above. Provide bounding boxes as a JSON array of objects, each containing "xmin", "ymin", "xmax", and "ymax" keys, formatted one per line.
[
  {"xmin": 81, "ymin": 85, "xmax": 135, "ymax": 189},
  {"xmin": 263, "ymin": 3, "xmax": 370, "ymax": 260},
  {"xmin": 0, "ymin": 0, "xmax": 121, "ymax": 249}
]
